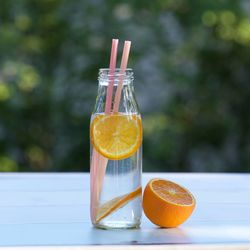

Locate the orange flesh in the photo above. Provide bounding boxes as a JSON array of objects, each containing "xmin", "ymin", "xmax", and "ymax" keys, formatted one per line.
[{"xmin": 152, "ymin": 180, "xmax": 194, "ymax": 205}]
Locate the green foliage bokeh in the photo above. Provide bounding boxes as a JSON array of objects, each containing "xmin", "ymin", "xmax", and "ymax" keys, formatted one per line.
[{"xmin": 0, "ymin": 0, "xmax": 249, "ymax": 172}]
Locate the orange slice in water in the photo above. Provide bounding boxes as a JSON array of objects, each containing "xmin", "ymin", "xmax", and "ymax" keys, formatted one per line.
[
  {"xmin": 96, "ymin": 186, "xmax": 142, "ymax": 223},
  {"xmin": 143, "ymin": 179, "xmax": 196, "ymax": 228},
  {"xmin": 90, "ymin": 113, "xmax": 142, "ymax": 160}
]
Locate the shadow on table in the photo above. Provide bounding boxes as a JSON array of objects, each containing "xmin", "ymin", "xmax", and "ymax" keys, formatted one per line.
[{"xmin": 87, "ymin": 226, "xmax": 192, "ymax": 245}]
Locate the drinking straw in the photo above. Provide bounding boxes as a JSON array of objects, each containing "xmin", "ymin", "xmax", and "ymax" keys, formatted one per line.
[
  {"xmin": 90, "ymin": 149, "xmax": 99, "ymax": 221},
  {"xmin": 113, "ymin": 40, "xmax": 131, "ymax": 112},
  {"xmin": 90, "ymin": 39, "xmax": 119, "ymax": 221},
  {"xmin": 90, "ymin": 150, "xmax": 108, "ymax": 222},
  {"xmin": 105, "ymin": 39, "xmax": 119, "ymax": 113}
]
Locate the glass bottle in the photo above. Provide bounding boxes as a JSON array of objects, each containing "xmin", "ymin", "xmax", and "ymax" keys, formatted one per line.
[{"xmin": 90, "ymin": 68, "xmax": 142, "ymax": 229}]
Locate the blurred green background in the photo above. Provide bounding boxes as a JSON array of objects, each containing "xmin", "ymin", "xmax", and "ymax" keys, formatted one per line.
[{"xmin": 0, "ymin": 0, "xmax": 249, "ymax": 172}]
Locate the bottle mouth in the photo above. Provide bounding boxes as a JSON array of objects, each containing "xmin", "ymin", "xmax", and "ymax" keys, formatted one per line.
[{"xmin": 98, "ymin": 68, "xmax": 134, "ymax": 79}]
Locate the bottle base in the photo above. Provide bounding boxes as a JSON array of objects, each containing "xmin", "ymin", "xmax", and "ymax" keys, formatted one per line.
[{"xmin": 93, "ymin": 220, "xmax": 140, "ymax": 230}]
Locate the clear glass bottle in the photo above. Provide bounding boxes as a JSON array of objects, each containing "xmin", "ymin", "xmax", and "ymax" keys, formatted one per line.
[{"xmin": 90, "ymin": 68, "xmax": 142, "ymax": 229}]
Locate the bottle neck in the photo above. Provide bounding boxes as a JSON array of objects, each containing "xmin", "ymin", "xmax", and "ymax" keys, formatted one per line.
[{"xmin": 93, "ymin": 69, "xmax": 139, "ymax": 114}]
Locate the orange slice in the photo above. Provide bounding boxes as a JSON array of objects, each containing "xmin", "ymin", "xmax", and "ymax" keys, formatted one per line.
[
  {"xmin": 143, "ymin": 179, "xmax": 196, "ymax": 228},
  {"xmin": 90, "ymin": 113, "xmax": 142, "ymax": 160},
  {"xmin": 96, "ymin": 186, "xmax": 142, "ymax": 223}
]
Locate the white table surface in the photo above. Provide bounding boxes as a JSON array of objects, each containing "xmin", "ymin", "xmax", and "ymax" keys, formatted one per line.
[{"xmin": 0, "ymin": 173, "xmax": 250, "ymax": 250}]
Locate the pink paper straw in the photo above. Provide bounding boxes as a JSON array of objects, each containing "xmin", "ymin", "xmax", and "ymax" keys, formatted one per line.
[
  {"xmin": 90, "ymin": 150, "xmax": 108, "ymax": 222},
  {"xmin": 113, "ymin": 41, "xmax": 131, "ymax": 112},
  {"xmin": 90, "ymin": 39, "xmax": 119, "ymax": 222},
  {"xmin": 105, "ymin": 39, "xmax": 119, "ymax": 113}
]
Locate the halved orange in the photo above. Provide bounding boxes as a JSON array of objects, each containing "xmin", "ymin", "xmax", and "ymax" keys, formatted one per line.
[
  {"xmin": 96, "ymin": 186, "xmax": 142, "ymax": 223},
  {"xmin": 90, "ymin": 113, "xmax": 142, "ymax": 160},
  {"xmin": 143, "ymin": 178, "xmax": 196, "ymax": 228}
]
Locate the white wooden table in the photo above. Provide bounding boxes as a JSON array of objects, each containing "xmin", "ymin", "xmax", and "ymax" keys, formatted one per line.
[{"xmin": 0, "ymin": 173, "xmax": 250, "ymax": 250}]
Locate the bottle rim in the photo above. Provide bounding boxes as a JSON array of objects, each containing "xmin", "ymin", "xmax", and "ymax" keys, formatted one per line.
[{"xmin": 98, "ymin": 68, "xmax": 134, "ymax": 79}]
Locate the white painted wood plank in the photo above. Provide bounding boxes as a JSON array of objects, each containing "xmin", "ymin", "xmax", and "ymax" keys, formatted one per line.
[
  {"xmin": 0, "ymin": 173, "xmax": 249, "ymax": 249},
  {"xmin": 1, "ymin": 245, "xmax": 250, "ymax": 250},
  {"xmin": 0, "ymin": 191, "xmax": 87, "ymax": 206},
  {"xmin": 0, "ymin": 203, "xmax": 249, "ymax": 225}
]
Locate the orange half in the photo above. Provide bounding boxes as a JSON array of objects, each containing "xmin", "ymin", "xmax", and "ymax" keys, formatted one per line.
[{"xmin": 143, "ymin": 179, "xmax": 196, "ymax": 228}]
